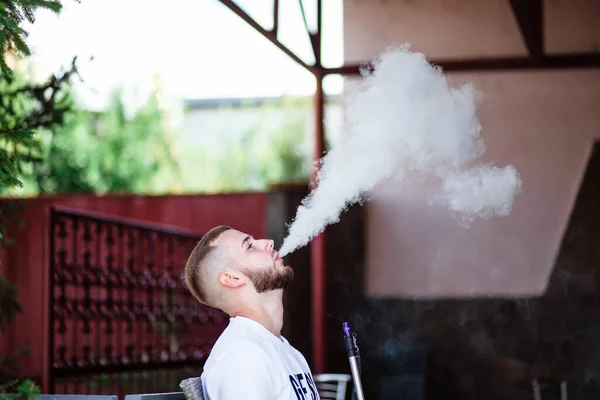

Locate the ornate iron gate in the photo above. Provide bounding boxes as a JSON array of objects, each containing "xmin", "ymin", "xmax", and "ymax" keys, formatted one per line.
[{"xmin": 44, "ymin": 206, "xmax": 227, "ymax": 396}]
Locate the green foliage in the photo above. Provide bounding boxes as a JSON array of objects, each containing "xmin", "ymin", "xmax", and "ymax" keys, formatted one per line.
[
  {"xmin": 27, "ymin": 86, "xmax": 181, "ymax": 195},
  {"xmin": 0, "ymin": 0, "xmax": 78, "ymax": 75},
  {"xmin": 1, "ymin": 1, "xmax": 80, "ymax": 394},
  {"xmin": 0, "ymin": 378, "xmax": 40, "ymax": 400},
  {"xmin": 180, "ymin": 96, "xmax": 312, "ymax": 193},
  {"xmin": 14, "ymin": 91, "xmax": 315, "ymax": 197},
  {"xmin": 0, "ymin": 58, "xmax": 78, "ymax": 234},
  {"xmin": 0, "ymin": 347, "xmax": 30, "ymax": 389},
  {"xmin": 254, "ymin": 99, "xmax": 312, "ymax": 184}
]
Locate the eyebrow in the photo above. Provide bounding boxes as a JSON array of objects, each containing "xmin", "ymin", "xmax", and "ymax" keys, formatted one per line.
[{"xmin": 242, "ymin": 235, "xmax": 253, "ymax": 249}]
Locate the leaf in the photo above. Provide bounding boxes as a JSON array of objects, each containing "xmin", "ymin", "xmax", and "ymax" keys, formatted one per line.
[
  {"xmin": 10, "ymin": 35, "xmax": 30, "ymax": 56},
  {"xmin": 35, "ymin": 0, "xmax": 63, "ymax": 13},
  {"xmin": 2, "ymin": 18, "xmax": 23, "ymax": 33},
  {"xmin": 21, "ymin": 5, "xmax": 35, "ymax": 24},
  {"xmin": 0, "ymin": 58, "xmax": 10, "ymax": 76},
  {"xmin": 0, "ymin": 0, "xmax": 67, "ymax": 75}
]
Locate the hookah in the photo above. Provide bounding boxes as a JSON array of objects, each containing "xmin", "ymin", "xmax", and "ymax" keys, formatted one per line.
[{"xmin": 342, "ymin": 322, "xmax": 365, "ymax": 400}]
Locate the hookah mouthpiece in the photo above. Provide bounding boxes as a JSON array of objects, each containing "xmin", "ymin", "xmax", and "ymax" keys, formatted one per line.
[
  {"xmin": 343, "ymin": 322, "xmax": 351, "ymax": 337},
  {"xmin": 343, "ymin": 322, "xmax": 358, "ymax": 358}
]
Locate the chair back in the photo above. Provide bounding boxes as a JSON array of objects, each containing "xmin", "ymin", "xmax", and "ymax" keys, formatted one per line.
[
  {"xmin": 179, "ymin": 377, "xmax": 205, "ymax": 400},
  {"xmin": 125, "ymin": 393, "xmax": 186, "ymax": 400},
  {"xmin": 314, "ymin": 373, "xmax": 352, "ymax": 400}
]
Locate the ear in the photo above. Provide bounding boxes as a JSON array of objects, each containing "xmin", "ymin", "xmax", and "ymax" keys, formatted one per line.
[{"xmin": 218, "ymin": 271, "xmax": 245, "ymax": 289}]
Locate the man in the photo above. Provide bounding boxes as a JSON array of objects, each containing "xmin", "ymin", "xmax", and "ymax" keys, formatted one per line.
[{"xmin": 184, "ymin": 225, "xmax": 320, "ymax": 400}]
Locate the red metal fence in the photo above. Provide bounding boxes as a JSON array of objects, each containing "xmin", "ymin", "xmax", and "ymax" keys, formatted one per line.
[{"xmin": 44, "ymin": 206, "xmax": 228, "ymax": 396}]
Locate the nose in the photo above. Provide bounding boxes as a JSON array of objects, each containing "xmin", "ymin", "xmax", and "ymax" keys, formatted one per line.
[{"xmin": 260, "ymin": 239, "xmax": 274, "ymax": 252}]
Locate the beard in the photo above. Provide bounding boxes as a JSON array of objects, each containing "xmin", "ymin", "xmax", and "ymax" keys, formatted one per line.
[{"xmin": 240, "ymin": 264, "xmax": 294, "ymax": 293}]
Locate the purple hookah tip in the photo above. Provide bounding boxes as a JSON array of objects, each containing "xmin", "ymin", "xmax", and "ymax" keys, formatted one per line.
[{"xmin": 343, "ymin": 322, "xmax": 350, "ymax": 337}]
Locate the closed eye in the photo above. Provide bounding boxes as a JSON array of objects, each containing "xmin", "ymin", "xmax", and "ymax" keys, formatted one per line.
[{"xmin": 242, "ymin": 235, "xmax": 254, "ymax": 250}]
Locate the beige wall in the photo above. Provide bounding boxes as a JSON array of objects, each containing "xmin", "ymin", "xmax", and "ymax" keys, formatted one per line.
[
  {"xmin": 342, "ymin": 0, "xmax": 600, "ymax": 297},
  {"xmin": 344, "ymin": 0, "xmax": 600, "ymax": 62}
]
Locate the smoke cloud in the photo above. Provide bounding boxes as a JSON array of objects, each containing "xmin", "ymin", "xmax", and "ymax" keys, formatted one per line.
[{"xmin": 278, "ymin": 45, "xmax": 522, "ymax": 257}]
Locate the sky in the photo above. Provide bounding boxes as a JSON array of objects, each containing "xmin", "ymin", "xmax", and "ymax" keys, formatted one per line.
[{"xmin": 22, "ymin": 0, "xmax": 345, "ymax": 112}]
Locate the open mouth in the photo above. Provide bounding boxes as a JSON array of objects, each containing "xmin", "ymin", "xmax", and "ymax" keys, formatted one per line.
[{"xmin": 273, "ymin": 251, "xmax": 282, "ymax": 261}]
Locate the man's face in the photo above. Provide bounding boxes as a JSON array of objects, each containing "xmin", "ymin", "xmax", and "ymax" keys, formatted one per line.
[{"xmin": 214, "ymin": 229, "xmax": 294, "ymax": 293}]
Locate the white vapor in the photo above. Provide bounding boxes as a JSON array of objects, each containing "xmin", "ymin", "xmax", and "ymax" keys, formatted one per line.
[{"xmin": 278, "ymin": 45, "xmax": 523, "ymax": 257}]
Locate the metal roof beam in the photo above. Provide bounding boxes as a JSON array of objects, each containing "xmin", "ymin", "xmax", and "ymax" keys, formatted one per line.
[
  {"xmin": 217, "ymin": 0, "xmax": 319, "ymax": 75},
  {"xmin": 326, "ymin": 52, "xmax": 600, "ymax": 75},
  {"xmin": 509, "ymin": 0, "xmax": 544, "ymax": 60}
]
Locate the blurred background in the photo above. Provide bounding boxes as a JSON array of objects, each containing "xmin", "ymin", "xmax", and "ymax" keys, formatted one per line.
[{"xmin": 0, "ymin": 0, "xmax": 599, "ymax": 399}]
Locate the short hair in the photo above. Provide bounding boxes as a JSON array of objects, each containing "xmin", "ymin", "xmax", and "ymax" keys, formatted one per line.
[{"xmin": 184, "ymin": 225, "xmax": 232, "ymax": 305}]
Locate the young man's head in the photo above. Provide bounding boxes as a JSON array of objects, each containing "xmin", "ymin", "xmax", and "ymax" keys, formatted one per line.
[{"xmin": 184, "ymin": 225, "xmax": 294, "ymax": 311}]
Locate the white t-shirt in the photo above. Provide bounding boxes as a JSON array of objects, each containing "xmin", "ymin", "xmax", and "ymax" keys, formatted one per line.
[{"xmin": 201, "ymin": 316, "xmax": 320, "ymax": 400}]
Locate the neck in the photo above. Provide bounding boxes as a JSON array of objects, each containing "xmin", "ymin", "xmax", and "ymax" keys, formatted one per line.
[{"xmin": 230, "ymin": 290, "xmax": 284, "ymax": 338}]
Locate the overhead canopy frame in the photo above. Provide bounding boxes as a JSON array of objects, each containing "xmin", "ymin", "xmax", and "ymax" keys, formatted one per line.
[{"xmin": 216, "ymin": 0, "xmax": 600, "ymax": 374}]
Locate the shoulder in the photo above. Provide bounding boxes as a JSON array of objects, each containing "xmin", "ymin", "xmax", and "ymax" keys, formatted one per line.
[
  {"xmin": 208, "ymin": 319, "xmax": 266, "ymax": 358},
  {"xmin": 205, "ymin": 323, "xmax": 274, "ymax": 375},
  {"xmin": 203, "ymin": 340, "xmax": 277, "ymax": 398},
  {"xmin": 213, "ymin": 340, "xmax": 270, "ymax": 364}
]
